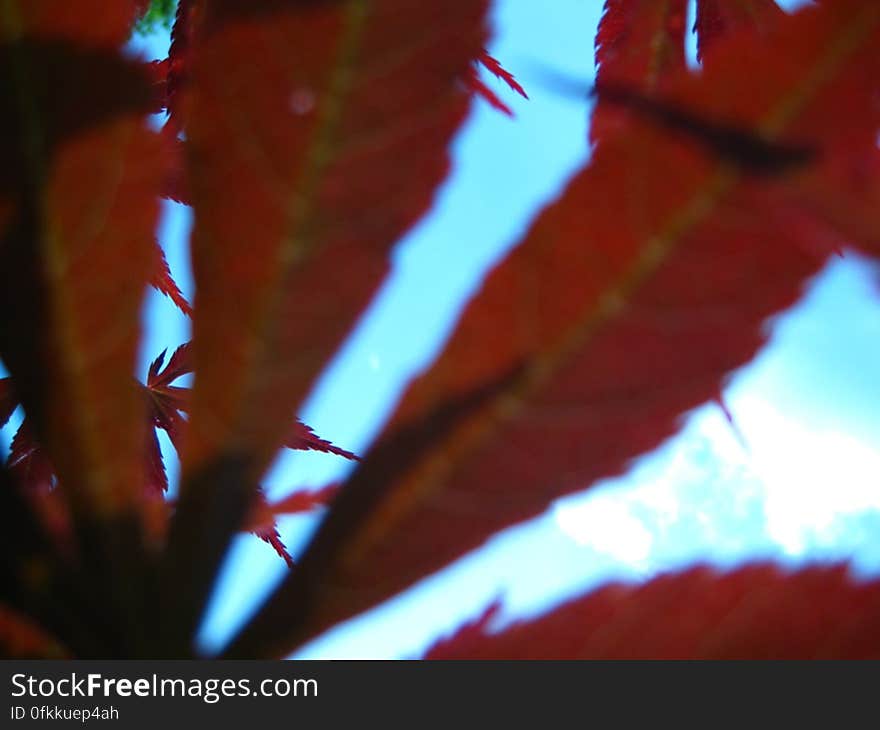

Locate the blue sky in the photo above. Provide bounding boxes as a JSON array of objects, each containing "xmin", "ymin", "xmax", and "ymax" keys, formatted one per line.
[{"xmin": 6, "ymin": 0, "xmax": 879, "ymax": 659}]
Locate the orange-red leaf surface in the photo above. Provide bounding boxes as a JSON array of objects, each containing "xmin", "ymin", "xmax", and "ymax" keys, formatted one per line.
[
  {"xmin": 182, "ymin": 0, "xmax": 490, "ymax": 482},
  {"xmin": 423, "ymin": 564, "xmax": 880, "ymax": 659},
  {"xmin": 225, "ymin": 0, "xmax": 880, "ymax": 657},
  {"xmin": 0, "ymin": 1, "xmax": 166, "ymax": 518}
]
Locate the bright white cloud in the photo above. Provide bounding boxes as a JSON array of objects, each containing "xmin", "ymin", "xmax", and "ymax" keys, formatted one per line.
[
  {"xmin": 731, "ymin": 396, "xmax": 880, "ymax": 556},
  {"xmin": 553, "ymin": 498, "xmax": 654, "ymax": 565},
  {"xmin": 553, "ymin": 395, "xmax": 880, "ymax": 572}
]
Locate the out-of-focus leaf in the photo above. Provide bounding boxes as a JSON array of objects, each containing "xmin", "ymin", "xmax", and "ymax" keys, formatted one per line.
[
  {"xmin": 247, "ymin": 483, "xmax": 341, "ymax": 533},
  {"xmin": 8, "ymin": 0, "xmax": 142, "ymax": 46},
  {"xmin": 694, "ymin": 0, "xmax": 783, "ymax": 64},
  {"xmin": 592, "ymin": 0, "xmax": 687, "ymax": 144},
  {"xmin": 0, "ymin": 464, "xmax": 113, "ymax": 656},
  {"xmin": 0, "ymin": 2, "xmax": 166, "ymax": 519},
  {"xmin": 424, "ymin": 564, "xmax": 880, "ymax": 659},
  {"xmin": 0, "ymin": 3, "xmax": 170, "ymax": 658}
]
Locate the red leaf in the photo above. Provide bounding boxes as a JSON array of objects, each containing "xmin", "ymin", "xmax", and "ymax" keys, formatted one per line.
[
  {"xmin": 592, "ymin": 0, "xmax": 688, "ymax": 144},
  {"xmin": 165, "ymin": 0, "xmax": 196, "ymax": 131},
  {"xmin": 160, "ymin": 136, "xmax": 191, "ymax": 206},
  {"xmin": 0, "ymin": 10, "xmax": 166, "ymax": 518},
  {"xmin": 464, "ymin": 50, "xmax": 528, "ymax": 117},
  {"xmin": 144, "ymin": 424, "xmax": 168, "ymax": 495},
  {"xmin": 477, "ymin": 50, "xmax": 528, "ymax": 100},
  {"xmin": 3, "ymin": 331, "xmax": 350, "ymax": 548},
  {"xmin": 463, "ymin": 65, "xmax": 513, "ymax": 117},
  {"xmin": 248, "ymin": 483, "xmax": 341, "ymax": 534},
  {"xmin": 287, "ymin": 422, "xmax": 359, "ymax": 462},
  {"xmin": 147, "ymin": 341, "xmax": 193, "ymax": 390},
  {"xmin": 424, "ymin": 564, "xmax": 880, "ymax": 659},
  {"xmin": 254, "ymin": 526, "xmax": 295, "ymax": 569},
  {"xmin": 145, "ymin": 58, "xmax": 170, "ymax": 113},
  {"xmin": 181, "ymin": 0, "xmax": 491, "ymax": 485},
  {"xmin": 9, "ymin": 0, "xmax": 141, "ymax": 46},
  {"xmin": 6, "ymin": 419, "xmax": 71, "ymax": 551},
  {"xmin": 144, "ymin": 341, "xmax": 355, "ymax": 463},
  {"xmin": 596, "ymin": 0, "xmax": 687, "ymax": 81},
  {"xmin": 248, "ymin": 483, "xmax": 340, "ymax": 567},
  {"xmin": 694, "ymin": 0, "xmax": 784, "ymax": 64},
  {"xmin": 224, "ymin": 0, "xmax": 880, "ymax": 656},
  {"xmin": 267, "ymin": 483, "xmax": 341, "ymax": 516},
  {"xmin": 150, "ymin": 239, "xmax": 192, "ymax": 316},
  {"xmin": 145, "ymin": 342, "xmax": 193, "ymax": 459}
]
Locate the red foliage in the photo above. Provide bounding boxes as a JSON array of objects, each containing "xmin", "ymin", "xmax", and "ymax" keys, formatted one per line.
[
  {"xmin": 0, "ymin": 1, "xmax": 165, "ymax": 521},
  {"xmin": 1, "ymin": 0, "xmax": 879, "ymax": 659},
  {"xmin": 463, "ymin": 50, "xmax": 529, "ymax": 117},
  {"xmin": 150, "ymin": 239, "xmax": 193, "ymax": 316},
  {"xmin": 592, "ymin": 0, "xmax": 686, "ymax": 143},
  {"xmin": 248, "ymin": 483, "xmax": 341, "ymax": 567},
  {"xmin": 181, "ymin": 0, "xmax": 490, "ymax": 481},
  {"xmin": 694, "ymin": 0, "xmax": 783, "ymax": 63},
  {"xmin": 3, "ymin": 338, "xmax": 356, "ymax": 555},
  {"xmin": 225, "ymin": 0, "xmax": 880, "ymax": 658},
  {"xmin": 424, "ymin": 565, "xmax": 880, "ymax": 659},
  {"xmin": 477, "ymin": 50, "xmax": 528, "ymax": 100}
]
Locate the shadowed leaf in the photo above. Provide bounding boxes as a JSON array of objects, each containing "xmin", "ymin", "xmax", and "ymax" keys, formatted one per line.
[{"xmin": 0, "ymin": 33, "xmax": 165, "ymax": 518}]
